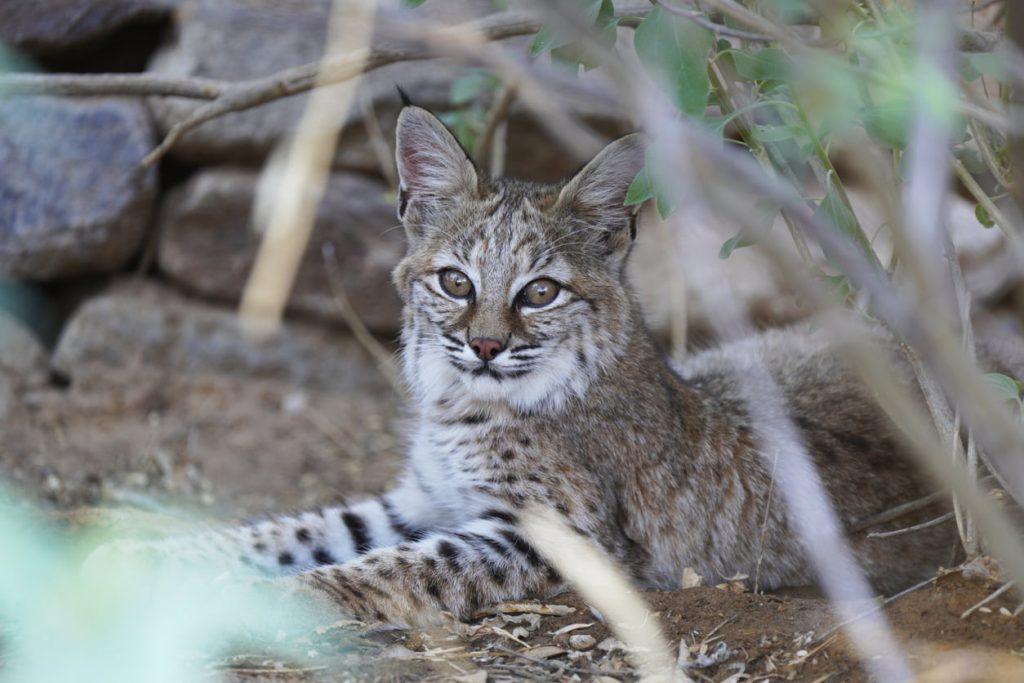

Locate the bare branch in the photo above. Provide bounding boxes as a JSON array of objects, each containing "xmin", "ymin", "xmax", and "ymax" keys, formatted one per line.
[
  {"xmin": 136, "ymin": 12, "xmax": 546, "ymax": 167},
  {"xmin": 851, "ymin": 490, "xmax": 948, "ymax": 533},
  {"xmin": 475, "ymin": 80, "xmax": 518, "ymax": 177},
  {"xmin": 866, "ymin": 512, "xmax": 956, "ymax": 539},
  {"xmin": 654, "ymin": 0, "xmax": 775, "ymax": 42},
  {"xmin": 0, "ymin": 73, "xmax": 223, "ymax": 99},
  {"xmin": 321, "ymin": 243, "xmax": 404, "ymax": 397}
]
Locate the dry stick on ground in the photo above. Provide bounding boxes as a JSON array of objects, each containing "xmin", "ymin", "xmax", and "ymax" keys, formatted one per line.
[
  {"xmin": 961, "ymin": 580, "xmax": 1016, "ymax": 619},
  {"xmin": 813, "ymin": 564, "xmax": 966, "ymax": 645},
  {"xmin": 492, "ymin": 646, "xmax": 630, "ymax": 681}
]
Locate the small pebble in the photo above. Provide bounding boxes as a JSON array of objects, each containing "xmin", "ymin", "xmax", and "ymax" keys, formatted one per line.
[{"xmin": 569, "ymin": 634, "xmax": 597, "ymax": 651}]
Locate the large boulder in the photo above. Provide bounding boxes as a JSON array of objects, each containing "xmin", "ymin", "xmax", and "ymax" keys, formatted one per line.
[
  {"xmin": 0, "ymin": 96, "xmax": 157, "ymax": 280},
  {"xmin": 0, "ymin": 0, "xmax": 175, "ymax": 58},
  {"xmin": 144, "ymin": 0, "xmax": 628, "ymax": 179},
  {"xmin": 156, "ymin": 168, "xmax": 404, "ymax": 334},
  {"xmin": 52, "ymin": 280, "xmax": 391, "ymax": 393}
]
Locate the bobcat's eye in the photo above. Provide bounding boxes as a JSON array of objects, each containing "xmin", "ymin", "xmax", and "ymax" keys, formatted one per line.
[
  {"xmin": 520, "ymin": 279, "xmax": 560, "ymax": 308},
  {"xmin": 439, "ymin": 269, "xmax": 473, "ymax": 299}
]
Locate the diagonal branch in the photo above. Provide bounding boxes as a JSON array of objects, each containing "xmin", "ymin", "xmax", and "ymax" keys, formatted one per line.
[{"xmin": 141, "ymin": 12, "xmax": 547, "ymax": 167}]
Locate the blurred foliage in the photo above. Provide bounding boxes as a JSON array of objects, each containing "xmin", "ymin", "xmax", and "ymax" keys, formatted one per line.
[
  {"xmin": 0, "ymin": 493, "xmax": 330, "ymax": 683},
  {"xmin": 525, "ymin": 0, "xmax": 1012, "ymax": 281},
  {"xmin": 440, "ymin": 69, "xmax": 502, "ymax": 153}
]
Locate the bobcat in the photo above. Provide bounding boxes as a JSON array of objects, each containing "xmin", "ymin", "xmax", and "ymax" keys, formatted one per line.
[{"xmin": 102, "ymin": 105, "xmax": 1012, "ymax": 626}]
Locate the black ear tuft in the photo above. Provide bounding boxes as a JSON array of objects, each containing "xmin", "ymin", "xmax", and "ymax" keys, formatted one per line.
[{"xmin": 396, "ymin": 85, "xmax": 414, "ymax": 108}]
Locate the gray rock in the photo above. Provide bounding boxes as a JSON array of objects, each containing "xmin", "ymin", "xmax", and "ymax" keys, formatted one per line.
[
  {"xmin": 52, "ymin": 280, "xmax": 391, "ymax": 392},
  {"xmin": 144, "ymin": 0, "xmax": 628, "ymax": 178},
  {"xmin": 156, "ymin": 168, "xmax": 404, "ymax": 334},
  {"xmin": 0, "ymin": 312, "xmax": 48, "ymax": 383},
  {"xmin": 0, "ymin": 0, "xmax": 175, "ymax": 58},
  {"xmin": 0, "ymin": 96, "xmax": 157, "ymax": 280}
]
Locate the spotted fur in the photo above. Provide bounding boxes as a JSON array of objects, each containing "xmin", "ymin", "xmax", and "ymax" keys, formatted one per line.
[{"xmin": 107, "ymin": 106, "xmax": 1024, "ymax": 627}]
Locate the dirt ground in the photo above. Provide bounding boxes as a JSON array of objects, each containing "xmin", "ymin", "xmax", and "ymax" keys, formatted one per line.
[{"xmin": 3, "ymin": 361, "xmax": 1024, "ymax": 682}]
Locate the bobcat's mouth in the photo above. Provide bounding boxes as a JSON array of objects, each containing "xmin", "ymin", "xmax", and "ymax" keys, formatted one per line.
[
  {"xmin": 469, "ymin": 362, "xmax": 532, "ymax": 381},
  {"xmin": 446, "ymin": 357, "xmax": 534, "ymax": 381}
]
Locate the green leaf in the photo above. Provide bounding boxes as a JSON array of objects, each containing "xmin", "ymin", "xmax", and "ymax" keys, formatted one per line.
[
  {"xmin": 529, "ymin": 0, "xmax": 614, "ymax": 66},
  {"xmin": 625, "ymin": 166, "xmax": 655, "ymax": 206},
  {"xmin": 749, "ymin": 123, "xmax": 806, "ymax": 143},
  {"xmin": 401, "ymin": 0, "xmax": 427, "ymax": 7},
  {"xmin": 985, "ymin": 373, "xmax": 1024, "ymax": 402},
  {"xmin": 655, "ymin": 191, "xmax": 674, "ymax": 219},
  {"xmin": 716, "ymin": 201, "xmax": 778, "ymax": 260},
  {"xmin": 731, "ymin": 47, "xmax": 792, "ymax": 82},
  {"xmin": 634, "ymin": 6, "xmax": 713, "ymax": 117},
  {"xmin": 954, "ymin": 146, "xmax": 988, "ymax": 174},
  {"xmin": 824, "ymin": 273, "xmax": 851, "ymax": 304},
  {"xmin": 760, "ymin": 0, "xmax": 811, "ymax": 23},
  {"xmin": 960, "ymin": 52, "xmax": 1005, "ymax": 82},
  {"xmin": 719, "ymin": 233, "xmax": 755, "ymax": 259},
  {"xmin": 449, "ymin": 71, "xmax": 488, "ymax": 105},
  {"xmin": 529, "ymin": 25, "xmax": 560, "ymax": 57},
  {"xmin": 814, "ymin": 184, "xmax": 860, "ymax": 244},
  {"xmin": 719, "ymin": 200, "xmax": 779, "ymax": 258},
  {"xmin": 975, "ymin": 203, "xmax": 995, "ymax": 228},
  {"xmin": 860, "ymin": 100, "xmax": 910, "ymax": 150}
]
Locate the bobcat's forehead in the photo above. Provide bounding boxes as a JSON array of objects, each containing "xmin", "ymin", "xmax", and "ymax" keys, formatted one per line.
[{"xmin": 425, "ymin": 183, "xmax": 575, "ymax": 290}]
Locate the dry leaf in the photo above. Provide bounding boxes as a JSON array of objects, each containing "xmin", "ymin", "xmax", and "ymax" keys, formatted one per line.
[{"xmin": 682, "ymin": 566, "xmax": 703, "ymax": 589}]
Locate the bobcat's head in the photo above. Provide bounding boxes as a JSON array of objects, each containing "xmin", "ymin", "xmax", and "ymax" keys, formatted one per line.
[{"xmin": 392, "ymin": 106, "xmax": 644, "ymax": 412}]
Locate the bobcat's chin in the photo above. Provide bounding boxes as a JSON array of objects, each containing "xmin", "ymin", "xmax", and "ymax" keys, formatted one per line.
[{"xmin": 451, "ymin": 348, "xmax": 594, "ymax": 413}]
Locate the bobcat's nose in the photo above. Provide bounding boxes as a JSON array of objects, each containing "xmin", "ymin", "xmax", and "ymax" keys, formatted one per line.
[{"xmin": 470, "ymin": 337, "xmax": 505, "ymax": 362}]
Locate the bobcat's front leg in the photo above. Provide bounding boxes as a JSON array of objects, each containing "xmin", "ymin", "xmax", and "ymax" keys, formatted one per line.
[
  {"xmin": 291, "ymin": 511, "xmax": 562, "ymax": 626},
  {"xmin": 85, "ymin": 477, "xmax": 438, "ymax": 578}
]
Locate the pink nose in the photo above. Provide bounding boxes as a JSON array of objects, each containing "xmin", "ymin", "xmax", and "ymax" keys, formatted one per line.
[{"xmin": 470, "ymin": 337, "xmax": 505, "ymax": 361}]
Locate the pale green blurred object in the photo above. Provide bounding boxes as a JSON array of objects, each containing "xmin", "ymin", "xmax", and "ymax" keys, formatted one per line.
[{"xmin": 0, "ymin": 494, "xmax": 327, "ymax": 683}]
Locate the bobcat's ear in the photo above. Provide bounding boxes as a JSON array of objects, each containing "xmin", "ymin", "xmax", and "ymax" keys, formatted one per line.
[
  {"xmin": 394, "ymin": 106, "xmax": 479, "ymax": 223},
  {"xmin": 555, "ymin": 134, "xmax": 645, "ymax": 267}
]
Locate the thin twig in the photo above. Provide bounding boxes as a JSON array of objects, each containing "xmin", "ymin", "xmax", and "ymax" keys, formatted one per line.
[
  {"xmin": 961, "ymin": 580, "xmax": 1016, "ymax": 619},
  {"xmin": 851, "ymin": 490, "xmax": 948, "ymax": 533},
  {"xmin": 475, "ymin": 80, "xmax": 518, "ymax": 177},
  {"xmin": 753, "ymin": 451, "xmax": 778, "ymax": 594},
  {"xmin": 321, "ymin": 243, "xmax": 404, "ymax": 396},
  {"xmin": 961, "ymin": 0, "xmax": 1005, "ymax": 14},
  {"xmin": 654, "ymin": 0, "xmax": 775, "ymax": 42},
  {"xmin": 866, "ymin": 511, "xmax": 956, "ymax": 539},
  {"xmin": 359, "ymin": 96, "xmax": 398, "ymax": 190}
]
